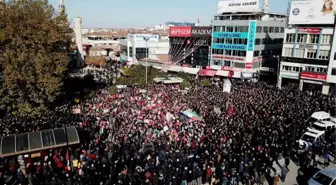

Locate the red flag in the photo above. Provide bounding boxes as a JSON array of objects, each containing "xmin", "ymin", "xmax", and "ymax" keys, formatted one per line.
[{"xmin": 227, "ymin": 106, "xmax": 233, "ymax": 117}]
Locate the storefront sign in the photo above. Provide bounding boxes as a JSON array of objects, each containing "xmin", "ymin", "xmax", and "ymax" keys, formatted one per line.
[
  {"xmin": 245, "ymin": 63, "xmax": 252, "ymax": 69},
  {"xmin": 191, "ymin": 26, "xmax": 212, "ymax": 37},
  {"xmin": 212, "ymin": 55, "xmax": 245, "ymax": 61},
  {"xmin": 298, "ymin": 28, "xmax": 321, "ymax": 34},
  {"xmin": 298, "ymin": 44, "xmax": 315, "ymax": 49},
  {"xmin": 212, "ymin": 32, "xmax": 248, "ymax": 38},
  {"xmin": 212, "ymin": 44, "xmax": 246, "ymax": 50},
  {"xmin": 169, "ymin": 26, "xmax": 192, "ymax": 37},
  {"xmin": 247, "ymin": 20, "xmax": 256, "ymax": 51},
  {"xmin": 300, "ymin": 72, "xmax": 327, "ymax": 81}
]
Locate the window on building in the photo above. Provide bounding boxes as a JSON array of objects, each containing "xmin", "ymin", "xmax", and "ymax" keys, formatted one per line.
[
  {"xmin": 307, "ymin": 49, "xmax": 317, "ymax": 58},
  {"xmin": 306, "ymin": 66, "xmax": 314, "ymax": 72},
  {"xmin": 263, "ymin": 26, "xmax": 268, "ymax": 33},
  {"xmin": 213, "ymin": 60, "xmax": 221, "ymax": 65},
  {"xmin": 242, "ymin": 26, "xmax": 248, "ymax": 32},
  {"xmin": 292, "ymin": 66, "xmax": 301, "ymax": 72},
  {"xmin": 227, "ymin": 26, "xmax": 234, "ymax": 32},
  {"xmin": 234, "ymin": 62, "xmax": 245, "ymax": 68},
  {"xmin": 332, "ymin": 68, "xmax": 336, "ymax": 75},
  {"xmin": 255, "ymin": 39, "xmax": 260, "ymax": 45},
  {"xmin": 275, "ymin": 27, "xmax": 280, "ymax": 33},
  {"xmin": 254, "ymin": 50, "xmax": 260, "ymax": 56},
  {"xmin": 283, "ymin": 48, "xmax": 292, "ymax": 57},
  {"xmin": 334, "ymin": 52, "xmax": 336, "ymax": 60},
  {"xmin": 225, "ymin": 38, "xmax": 233, "ymax": 44},
  {"xmin": 214, "ymin": 26, "xmax": 221, "ymax": 32},
  {"xmin": 321, "ymin": 35, "xmax": 331, "ymax": 44},
  {"xmin": 221, "ymin": 26, "xmax": 226, "ymax": 32},
  {"xmin": 285, "ymin": 33, "xmax": 294, "ymax": 43},
  {"xmin": 224, "ymin": 60, "xmax": 231, "ymax": 67},
  {"xmin": 129, "ymin": 47, "xmax": 133, "ymax": 57},
  {"xmin": 319, "ymin": 50, "xmax": 329, "ymax": 60},
  {"xmin": 256, "ymin": 26, "xmax": 262, "ymax": 33},
  {"xmin": 282, "ymin": 65, "xmax": 291, "ymax": 71},
  {"xmin": 269, "ymin": 27, "xmax": 274, "ymax": 33},
  {"xmin": 297, "ymin": 34, "xmax": 307, "ymax": 43},
  {"xmin": 224, "ymin": 50, "xmax": 231, "ymax": 55},
  {"xmin": 309, "ymin": 34, "xmax": 319, "ymax": 44},
  {"xmin": 280, "ymin": 27, "xmax": 285, "ymax": 33},
  {"xmin": 316, "ymin": 67, "xmax": 327, "ymax": 73},
  {"xmin": 262, "ymin": 38, "xmax": 266, "ymax": 44},
  {"xmin": 294, "ymin": 48, "xmax": 304, "ymax": 58}
]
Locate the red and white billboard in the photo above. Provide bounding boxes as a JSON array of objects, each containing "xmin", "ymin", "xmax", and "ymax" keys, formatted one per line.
[
  {"xmin": 300, "ymin": 72, "xmax": 327, "ymax": 81},
  {"xmin": 169, "ymin": 26, "xmax": 192, "ymax": 37},
  {"xmin": 298, "ymin": 28, "xmax": 321, "ymax": 34}
]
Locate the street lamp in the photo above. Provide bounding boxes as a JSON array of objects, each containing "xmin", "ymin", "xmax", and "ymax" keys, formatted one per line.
[{"xmin": 143, "ymin": 36, "xmax": 150, "ymax": 87}]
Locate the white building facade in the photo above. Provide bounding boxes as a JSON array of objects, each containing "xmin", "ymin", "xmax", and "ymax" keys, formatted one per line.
[
  {"xmin": 119, "ymin": 34, "xmax": 169, "ymax": 62},
  {"xmin": 278, "ymin": 0, "xmax": 336, "ymax": 94}
]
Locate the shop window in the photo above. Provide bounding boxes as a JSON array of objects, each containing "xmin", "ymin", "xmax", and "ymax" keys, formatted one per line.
[{"xmin": 213, "ymin": 60, "xmax": 221, "ymax": 65}]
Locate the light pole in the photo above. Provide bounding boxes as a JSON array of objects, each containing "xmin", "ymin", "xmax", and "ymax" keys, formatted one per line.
[{"xmin": 143, "ymin": 36, "xmax": 150, "ymax": 88}]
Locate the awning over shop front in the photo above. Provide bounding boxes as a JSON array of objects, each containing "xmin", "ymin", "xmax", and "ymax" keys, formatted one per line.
[
  {"xmin": 216, "ymin": 70, "xmax": 231, "ymax": 77},
  {"xmin": 183, "ymin": 67, "xmax": 200, "ymax": 75},
  {"xmin": 198, "ymin": 69, "xmax": 217, "ymax": 77}
]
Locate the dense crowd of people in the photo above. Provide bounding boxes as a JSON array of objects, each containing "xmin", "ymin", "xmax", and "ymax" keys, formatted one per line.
[{"xmin": 0, "ymin": 78, "xmax": 334, "ymax": 185}]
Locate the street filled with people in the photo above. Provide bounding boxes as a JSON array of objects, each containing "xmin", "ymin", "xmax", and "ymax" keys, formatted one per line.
[{"xmin": 0, "ymin": 79, "xmax": 335, "ymax": 185}]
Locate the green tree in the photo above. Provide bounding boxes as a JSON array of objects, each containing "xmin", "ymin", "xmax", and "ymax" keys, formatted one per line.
[
  {"xmin": 0, "ymin": 0, "xmax": 72, "ymax": 115},
  {"xmin": 201, "ymin": 79, "xmax": 212, "ymax": 87}
]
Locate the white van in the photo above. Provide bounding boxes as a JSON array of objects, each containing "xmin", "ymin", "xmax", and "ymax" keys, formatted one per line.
[
  {"xmin": 308, "ymin": 121, "xmax": 336, "ymax": 134},
  {"xmin": 308, "ymin": 168, "xmax": 336, "ymax": 185},
  {"xmin": 306, "ymin": 111, "xmax": 336, "ymax": 127}
]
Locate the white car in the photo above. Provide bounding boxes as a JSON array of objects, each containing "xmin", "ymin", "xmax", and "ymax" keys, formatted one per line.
[
  {"xmin": 308, "ymin": 121, "xmax": 336, "ymax": 135},
  {"xmin": 307, "ymin": 111, "xmax": 336, "ymax": 127},
  {"xmin": 299, "ymin": 130, "xmax": 324, "ymax": 149},
  {"xmin": 308, "ymin": 168, "xmax": 336, "ymax": 185}
]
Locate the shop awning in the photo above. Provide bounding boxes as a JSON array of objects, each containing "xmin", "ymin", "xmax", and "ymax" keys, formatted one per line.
[
  {"xmin": 183, "ymin": 67, "xmax": 200, "ymax": 75},
  {"xmin": 216, "ymin": 70, "xmax": 230, "ymax": 77},
  {"xmin": 198, "ymin": 69, "xmax": 217, "ymax": 77}
]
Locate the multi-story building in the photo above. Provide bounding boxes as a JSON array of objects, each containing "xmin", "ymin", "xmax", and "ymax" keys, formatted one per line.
[
  {"xmin": 168, "ymin": 26, "xmax": 212, "ymax": 67},
  {"xmin": 119, "ymin": 34, "xmax": 169, "ymax": 62},
  {"xmin": 210, "ymin": 0, "xmax": 287, "ymax": 79},
  {"xmin": 278, "ymin": 0, "xmax": 336, "ymax": 94}
]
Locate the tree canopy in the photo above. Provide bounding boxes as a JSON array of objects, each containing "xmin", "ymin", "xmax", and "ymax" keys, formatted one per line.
[{"xmin": 0, "ymin": 0, "xmax": 73, "ymax": 115}]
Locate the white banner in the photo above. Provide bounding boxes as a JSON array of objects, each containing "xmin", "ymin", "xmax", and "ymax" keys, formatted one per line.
[
  {"xmin": 218, "ymin": 0, "xmax": 259, "ymax": 14},
  {"xmin": 127, "ymin": 34, "xmax": 159, "ymax": 42},
  {"xmin": 289, "ymin": 0, "xmax": 336, "ymax": 25}
]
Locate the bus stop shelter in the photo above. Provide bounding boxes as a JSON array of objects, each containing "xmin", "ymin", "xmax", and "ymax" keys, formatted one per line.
[{"xmin": 0, "ymin": 126, "xmax": 80, "ymax": 158}]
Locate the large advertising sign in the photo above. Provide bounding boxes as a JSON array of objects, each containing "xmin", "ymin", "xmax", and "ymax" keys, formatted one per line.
[
  {"xmin": 191, "ymin": 26, "xmax": 212, "ymax": 37},
  {"xmin": 289, "ymin": 0, "xmax": 336, "ymax": 25},
  {"xmin": 218, "ymin": 0, "xmax": 259, "ymax": 14},
  {"xmin": 169, "ymin": 26, "xmax": 192, "ymax": 37},
  {"xmin": 212, "ymin": 32, "xmax": 248, "ymax": 38},
  {"xmin": 247, "ymin": 21, "xmax": 256, "ymax": 51}
]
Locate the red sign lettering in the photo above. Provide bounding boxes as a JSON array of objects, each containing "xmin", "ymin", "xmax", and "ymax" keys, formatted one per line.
[
  {"xmin": 298, "ymin": 28, "xmax": 321, "ymax": 34},
  {"xmin": 300, "ymin": 72, "xmax": 327, "ymax": 81},
  {"xmin": 169, "ymin": 26, "xmax": 192, "ymax": 37},
  {"xmin": 212, "ymin": 55, "xmax": 244, "ymax": 61},
  {"xmin": 245, "ymin": 63, "xmax": 252, "ymax": 69}
]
